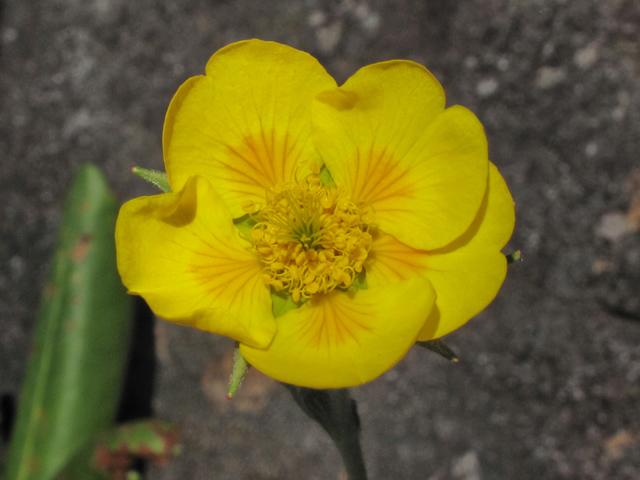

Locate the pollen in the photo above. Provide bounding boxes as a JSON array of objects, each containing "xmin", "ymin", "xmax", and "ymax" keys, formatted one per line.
[{"xmin": 250, "ymin": 173, "xmax": 374, "ymax": 300}]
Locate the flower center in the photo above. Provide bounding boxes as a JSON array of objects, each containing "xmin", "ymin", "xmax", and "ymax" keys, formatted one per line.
[{"xmin": 248, "ymin": 173, "xmax": 374, "ymax": 302}]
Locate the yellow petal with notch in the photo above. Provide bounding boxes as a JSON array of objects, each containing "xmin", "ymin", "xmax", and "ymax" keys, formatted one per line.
[
  {"xmin": 313, "ymin": 61, "xmax": 488, "ymax": 250},
  {"xmin": 418, "ymin": 162, "xmax": 515, "ymax": 339},
  {"xmin": 163, "ymin": 40, "xmax": 337, "ymax": 218},
  {"xmin": 116, "ymin": 175, "xmax": 275, "ymax": 348},
  {"xmin": 364, "ymin": 163, "xmax": 514, "ymax": 340},
  {"xmin": 240, "ymin": 277, "xmax": 436, "ymax": 388}
]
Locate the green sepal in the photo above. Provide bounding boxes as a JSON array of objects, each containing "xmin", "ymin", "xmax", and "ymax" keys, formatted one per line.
[
  {"xmin": 350, "ymin": 269, "xmax": 368, "ymax": 291},
  {"xmin": 318, "ymin": 165, "xmax": 335, "ymax": 186},
  {"xmin": 270, "ymin": 270, "xmax": 366, "ymax": 319},
  {"xmin": 416, "ymin": 339, "xmax": 459, "ymax": 363},
  {"xmin": 227, "ymin": 343, "xmax": 251, "ymax": 399},
  {"xmin": 506, "ymin": 250, "xmax": 522, "ymax": 264},
  {"xmin": 271, "ymin": 289, "xmax": 304, "ymax": 318},
  {"xmin": 131, "ymin": 167, "xmax": 171, "ymax": 193},
  {"xmin": 233, "ymin": 214, "xmax": 257, "ymax": 241}
]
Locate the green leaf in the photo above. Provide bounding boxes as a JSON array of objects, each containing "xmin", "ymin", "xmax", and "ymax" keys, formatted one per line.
[
  {"xmin": 5, "ymin": 164, "xmax": 132, "ymax": 480},
  {"xmin": 99, "ymin": 421, "xmax": 178, "ymax": 454},
  {"xmin": 282, "ymin": 386, "xmax": 367, "ymax": 480},
  {"xmin": 131, "ymin": 167, "xmax": 171, "ymax": 193},
  {"xmin": 416, "ymin": 339, "xmax": 459, "ymax": 363},
  {"xmin": 54, "ymin": 420, "xmax": 180, "ymax": 480}
]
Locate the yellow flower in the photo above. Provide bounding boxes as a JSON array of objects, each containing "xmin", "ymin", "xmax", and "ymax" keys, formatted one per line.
[{"xmin": 116, "ymin": 40, "xmax": 515, "ymax": 389}]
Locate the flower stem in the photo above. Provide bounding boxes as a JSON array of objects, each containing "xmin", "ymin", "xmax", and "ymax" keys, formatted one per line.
[
  {"xmin": 334, "ymin": 427, "xmax": 367, "ymax": 480},
  {"xmin": 282, "ymin": 385, "xmax": 368, "ymax": 480}
]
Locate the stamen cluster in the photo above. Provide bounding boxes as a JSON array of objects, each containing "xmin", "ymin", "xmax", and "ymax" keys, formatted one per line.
[{"xmin": 247, "ymin": 173, "xmax": 374, "ymax": 302}]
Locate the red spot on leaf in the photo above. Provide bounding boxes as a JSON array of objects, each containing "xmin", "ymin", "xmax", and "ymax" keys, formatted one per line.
[
  {"xmin": 43, "ymin": 284, "xmax": 57, "ymax": 300},
  {"xmin": 71, "ymin": 234, "xmax": 92, "ymax": 262}
]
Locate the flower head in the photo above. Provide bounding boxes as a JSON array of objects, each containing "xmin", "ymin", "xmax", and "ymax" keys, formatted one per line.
[{"xmin": 116, "ymin": 40, "xmax": 515, "ymax": 388}]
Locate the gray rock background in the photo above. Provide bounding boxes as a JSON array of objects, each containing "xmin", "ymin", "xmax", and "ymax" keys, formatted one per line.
[{"xmin": 1, "ymin": 0, "xmax": 640, "ymax": 479}]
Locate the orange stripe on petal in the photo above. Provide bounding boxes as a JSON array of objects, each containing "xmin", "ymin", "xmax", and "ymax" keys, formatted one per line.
[
  {"xmin": 365, "ymin": 163, "xmax": 515, "ymax": 340},
  {"xmin": 163, "ymin": 40, "xmax": 337, "ymax": 218},
  {"xmin": 313, "ymin": 61, "xmax": 488, "ymax": 250},
  {"xmin": 365, "ymin": 231, "xmax": 430, "ymax": 289},
  {"xmin": 116, "ymin": 176, "xmax": 275, "ymax": 348},
  {"xmin": 240, "ymin": 277, "xmax": 436, "ymax": 388}
]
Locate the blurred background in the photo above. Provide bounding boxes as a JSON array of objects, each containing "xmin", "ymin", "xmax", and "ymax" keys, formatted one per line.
[{"xmin": 1, "ymin": 0, "xmax": 639, "ymax": 479}]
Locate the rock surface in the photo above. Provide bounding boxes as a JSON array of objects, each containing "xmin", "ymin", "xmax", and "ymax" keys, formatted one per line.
[{"xmin": 1, "ymin": 0, "xmax": 640, "ymax": 479}]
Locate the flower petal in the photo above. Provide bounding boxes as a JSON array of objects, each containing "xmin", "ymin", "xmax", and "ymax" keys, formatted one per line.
[
  {"xmin": 419, "ymin": 162, "xmax": 515, "ymax": 339},
  {"xmin": 365, "ymin": 230, "xmax": 430, "ymax": 289},
  {"xmin": 240, "ymin": 277, "xmax": 436, "ymax": 388},
  {"xmin": 313, "ymin": 61, "xmax": 488, "ymax": 250},
  {"xmin": 163, "ymin": 40, "xmax": 337, "ymax": 218},
  {"xmin": 365, "ymin": 163, "xmax": 514, "ymax": 339},
  {"xmin": 116, "ymin": 175, "xmax": 275, "ymax": 348}
]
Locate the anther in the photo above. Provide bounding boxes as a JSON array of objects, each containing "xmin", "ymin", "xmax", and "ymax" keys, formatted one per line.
[
  {"xmin": 337, "ymin": 197, "xmax": 350, "ymax": 211},
  {"xmin": 241, "ymin": 200, "xmax": 257, "ymax": 213},
  {"xmin": 250, "ymin": 180, "xmax": 374, "ymax": 299},
  {"xmin": 309, "ymin": 162, "xmax": 321, "ymax": 175}
]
